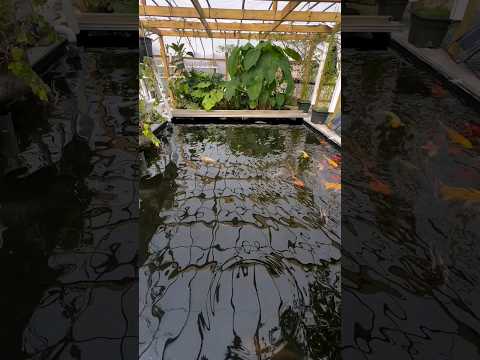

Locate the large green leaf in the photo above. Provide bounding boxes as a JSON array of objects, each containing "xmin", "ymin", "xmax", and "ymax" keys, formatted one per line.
[
  {"xmin": 227, "ymin": 47, "xmax": 241, "ymax": 77},
  {"xmin": 275, "ymin": 93, "xmax": 285, "ymax": 109},
  {"xmin": 195, "ymin": 81, "xmax": 211, "ymax": 88},
  {"xmin": 283, "ymin": 47, "xmax": 302, "ymax": 62},
  {"xmin": 244, "ymin": 48, "xmax": 261, "ymax": 71},
  {"xmin": 202, "ymin": 89, "xmax": 224, "ymax": 110},
  {"xmin": 246, "ymin": 73, "xmax": 263, "ymax": 101},
  {"xmin": 224, "ymin": 79, "xmax": 239, "ymax": 101}
]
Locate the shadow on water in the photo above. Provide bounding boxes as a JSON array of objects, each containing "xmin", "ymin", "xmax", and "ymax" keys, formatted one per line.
[
  {"xmin": 140, "ymin": 124, "xmax": 341, "ymax": 360},
  {"xmin": 0, "ymin": 46, "xmax": 138, "ymax": 358},
  {"xmin": 342, "ymin": 48, "xmax": 480, "ymax": 359}
]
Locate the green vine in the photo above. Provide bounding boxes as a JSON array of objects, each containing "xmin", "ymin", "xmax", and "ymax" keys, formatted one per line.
[
  {"xmin": 140, "ymin": 61, "xmax": 165, "ymax": 148},
  {"xmin": 0, "ymin": 0, "xmax": 58, "ymax": 102}
]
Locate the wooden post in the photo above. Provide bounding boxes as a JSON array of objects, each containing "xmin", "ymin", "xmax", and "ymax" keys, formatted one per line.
[
  {"xmin": 311, "ymin": 41, "xmax": 329, "ymax": 107},
  {"xmin": 158, "ymin": 35, "xmax": 170, "ymax": 78}
]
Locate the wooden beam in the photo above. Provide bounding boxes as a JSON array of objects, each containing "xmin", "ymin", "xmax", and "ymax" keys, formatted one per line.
[
  {"xmin": 271, "ymin": 1, "xmax": 300, "ymax": 32},
  {"xmin": 157, "ymin": 35, "xmax": 170, "ymax": 78},
  {"xmin": 272, "ymin": 1, "xmax": 277, "ymax": 12},
  {"xmin": 154, "ymin": 29, "xmax": 316, "ymax": 41},
  {"xmin": 141, "ymin": 19, "xmax": 331, "ymax": 33},
  {"xmin": 140, "ymin": 6, "xmax": 340, "ymax": 22},
  {"xmin": 189, "ymin": 0, "xmax": 213, "ymax": 38}
]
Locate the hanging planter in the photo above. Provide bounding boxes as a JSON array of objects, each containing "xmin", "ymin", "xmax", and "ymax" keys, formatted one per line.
[{"xmin": 408, "ymin": 2, "xmax": 451, "ymax": 48}]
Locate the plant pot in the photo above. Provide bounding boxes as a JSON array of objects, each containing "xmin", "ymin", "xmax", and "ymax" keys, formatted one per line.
[
  {"xmin": 408, "ymin": 11, "xmax": 451, "ymax": 48},
  {"xmin": 377, "ymin": 0, "xmax": 408, "ymax": 21},
  {"xmin": 311, "ymin": 110, "xmax": 329, "ymax": 124},
  {"xmin": 298, "ymin": 100, "xmax": 311, "ymax": 113},
  {"xmin": 139, "ymin": 37, "xmax": 153, "ymax": 59}
]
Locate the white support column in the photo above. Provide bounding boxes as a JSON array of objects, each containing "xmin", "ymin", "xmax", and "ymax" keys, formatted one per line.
[
  {"xmin": 328, "ymin": 71, "xmax": 341, "ymax": 113},
  {"xmin": 310, "ymin": 42, "xmax": 329, "ymax": 107}
]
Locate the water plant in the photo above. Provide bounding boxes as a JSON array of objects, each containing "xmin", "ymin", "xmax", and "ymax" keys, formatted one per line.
[{"xmin": 225, "ymin": 41, "xmax": 300, "ymax": 110}]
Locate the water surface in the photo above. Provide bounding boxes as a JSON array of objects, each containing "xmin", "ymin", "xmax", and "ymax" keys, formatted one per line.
[
  {"xmin": 342, "ymin": 48, "xmax": 480, "ymax": 359},
  {"xmin": 140, "ymin": 124, "xmax": 341, "ymax": 360}
]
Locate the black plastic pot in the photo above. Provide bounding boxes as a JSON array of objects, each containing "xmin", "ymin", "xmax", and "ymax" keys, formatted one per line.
[
  {"xmin": 298, "ymin": 100, "xmax": 311, "ymax": 113},
  {"xmin": 377, "ymin": 0, "xmax": 408, "ymax": 21},
  {"xmin": 408, "ymin": 11, "xmax": 451, "ymax": 48},
  {"xmin": 139, "ymin": 37, "xmax": 153, "ymax": 59},
  {"xmin": 311, "ymin": 110, "xmax": 329, "ymax": 124}
]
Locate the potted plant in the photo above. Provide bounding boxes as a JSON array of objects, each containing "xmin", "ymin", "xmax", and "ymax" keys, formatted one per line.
[
  {"xmin": 311, "ymin": 105, "xmax": 329, "ymax": 124},
  {"xmin": 377, "ymin": 0, "xmax": 409, "ymax": 21},
  {"xmin": 408, "ymin": 0, "xmax": 452, "ymax": 48}
]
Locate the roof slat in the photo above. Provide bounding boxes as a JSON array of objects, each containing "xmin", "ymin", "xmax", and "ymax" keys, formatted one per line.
[{"xmin": 140, "ymin": 6, "xmax": 340, "ymax": 22}]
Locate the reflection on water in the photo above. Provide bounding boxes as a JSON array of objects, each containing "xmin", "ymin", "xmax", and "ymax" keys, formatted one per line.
[
  {"xmin": 342, "ymin": 49, "xmax": 480, "ymax": 358},
  {"xmin": 140, "ymin": 125, "xmax": 341, "ymax": 359},
  {"xmin": 0, "ymin": 47, "xmax": 138, "ymax": 357}
]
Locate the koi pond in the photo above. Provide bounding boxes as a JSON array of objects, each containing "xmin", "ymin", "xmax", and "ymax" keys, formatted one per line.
[
  {"xmin": 342, "ymin": 47, "xmax": 480, "ymax": 358},
  {"xmin": 140, "ymin": 124, "xmax": 341, "ymax": 359}
]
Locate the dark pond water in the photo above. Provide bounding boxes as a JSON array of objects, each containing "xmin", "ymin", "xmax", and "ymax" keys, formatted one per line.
[
  {"xmin": 0, "ymin": 46, "xmax": 138, "ymax": 358},
  {"xmin": 140, "ymin": 124, "xmax": 341, "ymax": 359},
  {"xmin": 342, "ymin": 48, "xmax": 480, "ymax": 359}
]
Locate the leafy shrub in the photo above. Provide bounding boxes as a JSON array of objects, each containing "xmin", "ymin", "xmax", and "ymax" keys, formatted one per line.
[
  {"xmin": 168, "ymin": 41, "xmax": 299, "ymax": 111},
  {"xmin": 169, "ymin": 70, "xmax": 225, "ymax": 111},
  {"xmin": 225, "ymin": 41, "xmax": 300, "ymax": 109}
]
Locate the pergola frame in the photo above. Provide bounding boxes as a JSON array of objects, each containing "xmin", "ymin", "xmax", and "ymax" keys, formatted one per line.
[
  {"xmin": 139, "ymin": 0, "xmax": 341, "ymax": 113},
  {"xmin": 139, "ymin": 1, "xmax": 340, "ymax": 70}
]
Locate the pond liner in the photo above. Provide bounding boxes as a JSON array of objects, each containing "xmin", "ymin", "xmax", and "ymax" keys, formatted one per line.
[
  {"xmin": 389, "ymin": 41, "xmax": 480, "ymax": 112},
  {"xmin": 31, "ymin": 40, "xmax": 69, "ymax": 74}
]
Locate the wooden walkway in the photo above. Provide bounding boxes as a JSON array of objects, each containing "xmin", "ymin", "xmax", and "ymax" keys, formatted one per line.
[{"xmin": 171, "ymin": 109, "xmax": 308, "ymax": 119}]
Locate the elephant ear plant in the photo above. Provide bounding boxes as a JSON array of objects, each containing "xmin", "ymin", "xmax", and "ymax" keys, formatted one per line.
[{"xmin": 225, "ymin": 41, "xmax": 300, "ymax": 110}]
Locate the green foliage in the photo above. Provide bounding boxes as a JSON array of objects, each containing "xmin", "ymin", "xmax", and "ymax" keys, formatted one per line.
[
  {"xmin": 0, "ymin": 0, "xmax": 59, "ymax": 102},
  {"xmin": 139, "ymin": 99, "xmax": 164, "ymax": 148},
  {"xmin": 8, "ymin": 48, "xmax": 49, "ymax": 101},
  {"xmin": 169, "ymin": 42, "xmax": 297, "ymax": 111},
  {"xmin": 319, "ymin": 34, "xmax": 338, "ymax": 88},
  {"xmin": 169, "ymin": 70, "xmax": 225, "ymax": 111},
  {"xmin": 168, "ymin": 41, "xmax": 194, "ymax": 75},
  {"xmin": 139, "ymin": 58, "xmax": 157, "ymax": 94},
  {"xmin": 225, "ymin": 41, "xmax": 297, "ymax": 110}
]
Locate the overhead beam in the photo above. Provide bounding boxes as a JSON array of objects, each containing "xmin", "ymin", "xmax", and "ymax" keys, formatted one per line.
[
  {"xmin": 154, "ymin": 29, "xmax": 317, "ymax": 41},
  {"xmin": 189, "ymin": 0, "xmax": 213, "ymax": 38},
  {"xmin": 270, "ymin": 1, "xmax": 301, "ymax": 32},
  {"xmin": 140, "ymin": 6, "xmax": 340, "ymax": 22},
  {"xmin": 141, "ymin": 19, "xmax": 332, "ymax": 33}
]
